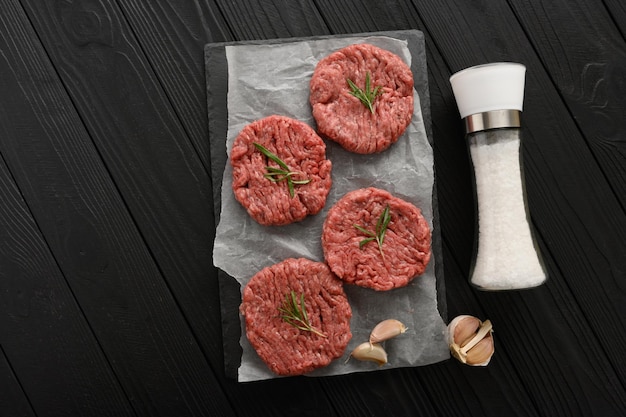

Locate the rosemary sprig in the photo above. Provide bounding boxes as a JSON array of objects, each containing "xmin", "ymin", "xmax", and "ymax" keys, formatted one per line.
[
  {"xmin": 353, "ymin": 204, "xmax": 391, "ymax": 262},
  {"xmin": 278, "ymin": 290, "xmax": 326, "ymax": 338},
  {"xmin": 253, "ymin": 142, "xmax": 311, "ymax": 198},
  {"xmin": 346, "ymin": 71, "xmax": 382, "ymax": 113}
]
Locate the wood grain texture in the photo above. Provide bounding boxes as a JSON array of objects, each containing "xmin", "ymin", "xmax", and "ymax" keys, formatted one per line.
[
  {"xmin": 314, "ymin": 0, "xmax": 420, "ymax": 34},
  {"xmin": 214, "ymin": 0, "xmax": 329, "ymax": 40},
  {"xmin": 0, "ymin": 347, "xmax": 36, "ymax": 417},
  {"xmin": 604, "ymin": 0, "xmax": 626, "ymax": 38},
  {"xmin": 20, "ymin": 0, "xmax": 230, "ymax": 387},
  {"xmin": 508, "ymin": 0, "xmax": 626, "ymax": 210},
  {"xmin": 411, "ymin": 0, "xmax": 626, "ymax": 414},
  {"xmin": 38, "ymin": 0, "xmax": 230, "ymax": 373},
  {"xmin": 21, "ymin": 1, "xmax": 343, "ymax": 416},
  {"xmin": 0, "ymin": 153, "xmax": 133, "ymax": 417},
  {"xmin": 115, "ymin": 0, "xmax": 231, "ymax": 171},
  {"xmin": 505, "ymin": 2, "xmax": 626, "ymax": 375},
  {"xmin": 1, "ymin": 1, "xmax": 233, "ymax": 416}
]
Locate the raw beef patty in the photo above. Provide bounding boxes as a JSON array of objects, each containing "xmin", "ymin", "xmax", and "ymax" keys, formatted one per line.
[
  {"xmin": 240, "ymin": 258, "xmax": 352, "ymax": 376},
  {"xmin": 322, "ymin": 187, "xmax": 431, "ymax": 291},
  {"xmin": 309, "ymin": 43, "xmax": 414, "ymax": 154},
  {"xmin": 231, "ymin": 115, "xmax": 332, "ymax": 226}
]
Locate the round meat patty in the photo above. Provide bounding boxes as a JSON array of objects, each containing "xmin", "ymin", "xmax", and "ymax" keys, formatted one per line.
[
  {"xmin": 309, "ymin": 43, "xmax": 414, "ymax": 154},
  {"xmin": 240, "ymin": 258, "xmax": 352, "ymax": 376},
  {"xmin": 231, "ymin": 115, "xmax": 332, "ymax": 226},
  {"xmin": 322, "ymin": 187, "xmax": 431, "ymax": 291}
]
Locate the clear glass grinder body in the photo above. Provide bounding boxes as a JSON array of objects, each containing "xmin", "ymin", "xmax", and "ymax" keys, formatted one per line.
[{"xmin": 450, "ymin": 63, "xmax": 547, "ymax": 290}]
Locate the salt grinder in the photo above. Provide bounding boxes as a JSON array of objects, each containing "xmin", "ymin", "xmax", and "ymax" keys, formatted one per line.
[{"xmin": 449, "ymin": 63, "xmax": 547, "ymax": 290}]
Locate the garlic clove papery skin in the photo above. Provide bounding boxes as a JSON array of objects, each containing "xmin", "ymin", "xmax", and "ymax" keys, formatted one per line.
[
  {"xmin": 369, "ymin": 319, "xmax": 408, "ymax": 344},
  {"xmin": 447, "ymin": 315, "xmax": 495, "ymax": 366}
]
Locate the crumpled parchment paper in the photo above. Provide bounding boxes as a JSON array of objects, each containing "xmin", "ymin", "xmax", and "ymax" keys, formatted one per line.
[{"xmin": 212, "ymin": 34, "xmax": 449, "ymax": 382}]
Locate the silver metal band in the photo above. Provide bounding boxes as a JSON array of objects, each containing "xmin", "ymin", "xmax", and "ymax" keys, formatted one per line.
[{"xmin": 464, "ymin": 109, "xmax": 521, "ymax": 134}]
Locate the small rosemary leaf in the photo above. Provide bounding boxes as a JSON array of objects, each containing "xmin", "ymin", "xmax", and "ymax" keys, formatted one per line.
[
  {"xmin": 376, "ymin": 205, "xmax": 391, "ymax": 235},
  {"xmin": 359, "ymin": 237, "xmax": 375, "ymax": 249},
  {"xmin": 346, "ymin": 72, "xmax": 382, "ymax": 114},
  {"xmin": 290, "ymin": 291, "xmax": 300, "ymax": 317},
  {"xmin": 253, "ymin": 142, "xmax": 310, "ymax": 199},
  {"xmin": 278, "ymin": 290, "xmax": 326, "ymax": 337},
  {"xmin": 253, "ymin": 142, "xmax": 289, "ymax": 170},
  {"xmin": 347, "ymin": 78, "xmax": 359, "ymax": 93},
  {"xmin": 287, "ymin": 180, "xmax": 295, "ymax": 198},
  {"xmin": 300, "ymin": 293, "xmax": 309, "ymax": 324},
  {"xmin": 265, "ymin": 166, "xmax": 286, "ymax": 173},
  {"xmin": 264, "ymin": 171, "xmax": 285, "ymax": 178},
  {"xmin": 353, "ymin": 224, "xmax": 376, "ymax": 237},
  {"xmin": 263, "ymin": 173, "xmax": 284, "ymax": 182},
  {"xmin": 354, "ymin": 204, "xmax": 392, "ymax": 259}
]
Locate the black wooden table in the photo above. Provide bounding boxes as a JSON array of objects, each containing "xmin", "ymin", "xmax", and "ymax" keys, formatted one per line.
[{"xmin": 1, "ymin": 1, "xmax": 625, "ymax": 416}]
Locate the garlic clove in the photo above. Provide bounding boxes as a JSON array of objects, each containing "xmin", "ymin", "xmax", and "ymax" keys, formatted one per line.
[
  {"xmin": 447, "ymin": 315, "xmax": 494, "ymax": 366},
  {"xmin": 465, "ymin": 332, "xmax": 494, "ymax": 366},
  {"xmin": 446, "ymin": 315, "xmax": 476, "ymax": 346},
  {"xmin": 349, "ymin": 342, "xmax": 388, "ymax": 366},
  {"xmin": 455, "ymin": 316, "xmax": 481, "ymax": 347},
  {"xmin": 369, "ymin": 319, "xmax": 408, "ymax": 344}
]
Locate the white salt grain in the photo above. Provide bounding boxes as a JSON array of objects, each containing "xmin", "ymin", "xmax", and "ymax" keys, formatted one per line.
[{"xmin": 469, "ymin": 129, "xmax": 546, "ymax": 290}]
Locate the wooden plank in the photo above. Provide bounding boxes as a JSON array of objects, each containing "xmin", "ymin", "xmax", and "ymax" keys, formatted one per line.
[
  {"xmin": 19, "ymin": 0, "xmax": 224, "ymax": 370},
  {"xmin": 0, "ymin": 1, "xmax": 234, "ymax": 416},
  {"xmin": 111, "ymin": 0, "xmax": 231, "ymax": 171},
  {"xmin": 214, "ymin": 0, "xmax": 329, "ymax": 40},
  {"xmin": 0, "ymin": 347, "xmax": 36, "ymax": 417},
  {"xmin": 507, "ymin": 0, "xmax": 626, "ymax": 388},
  {"xmin": 604, "ymin": 0, "xmax": 626, "ymax": 37},
  {"xmin": 508, "ymin": 0, "xmax": 626, "ymax": 213},
  {"xmin": 407, "ymin": 0, "xmax": 626, "ymax": 414},
  {"xmin": 17, "ymin": 0, "xmax": 343, "ymax": 416},
  {"xmin": 116, "ymin": 1, "xmax": 347, "ymax": 415},
  {"xmin": 0, "ymin": 154, "xmax": 134, "ymax": 417}
]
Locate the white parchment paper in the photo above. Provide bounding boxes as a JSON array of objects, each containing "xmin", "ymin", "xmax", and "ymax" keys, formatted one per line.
[{"xmin": 212, "ymin": 35, "xmax": 449, "ymax": 382}]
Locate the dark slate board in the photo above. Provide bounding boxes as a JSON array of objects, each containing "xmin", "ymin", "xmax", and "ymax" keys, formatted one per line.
[{"xmin": 205, "ymin": 30, "xmax": 446, "ymax": 379}]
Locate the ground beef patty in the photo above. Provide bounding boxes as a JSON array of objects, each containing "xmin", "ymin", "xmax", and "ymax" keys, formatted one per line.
[
  {"xmin": 309, "ymin": 43, "xmax": 414, "ymax": 154},
  {"xmin": 240, "ymin": 258, "xmax": 352, "ymax": 376},
  {"xmin": 322, "ymin": 187, "xmax": 431, "ymax": 291},
  {"xmin": 231, "ymin": 115, "xmax": 332, "ymax": 226}
]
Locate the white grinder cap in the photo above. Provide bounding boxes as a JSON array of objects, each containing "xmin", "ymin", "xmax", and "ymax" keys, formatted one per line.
[{"xmin": 449, "ymin": 63, "xmax": 526, "ymax": 118}]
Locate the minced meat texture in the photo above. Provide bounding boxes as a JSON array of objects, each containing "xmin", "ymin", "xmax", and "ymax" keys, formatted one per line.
[
  {"xmin": 240, "ymin": 258, "xmax": 352, "ymax": 376},
  {"xmin": 231, "ymin": 115, "xmax": 332, "ymax": 226},
  {"xmin": 309, "ymin": 43, "xmax": 414, "ymax": 154},
  {"xmin": 322, "ymin": 187, "xmax": 431, "ymax": 291}
]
